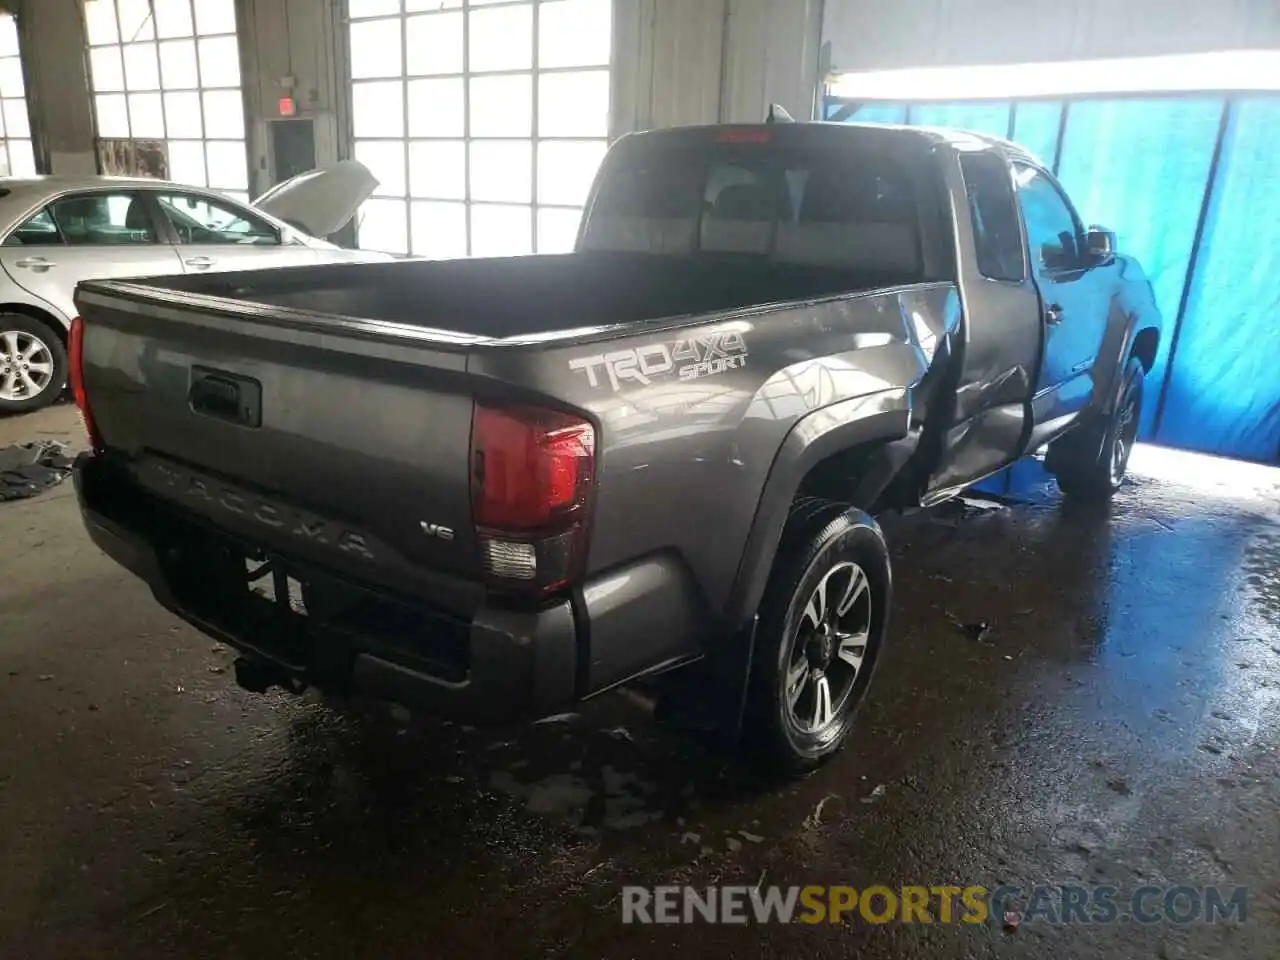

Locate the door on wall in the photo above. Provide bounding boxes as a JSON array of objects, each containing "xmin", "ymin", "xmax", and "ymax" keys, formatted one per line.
[
  {"xmin": 346, "ymin": 0, "xmax": 612, "ymax": 257},
  {"xmin": 270, "ymin": 118, "xmax": 316, "ymax": 185}
]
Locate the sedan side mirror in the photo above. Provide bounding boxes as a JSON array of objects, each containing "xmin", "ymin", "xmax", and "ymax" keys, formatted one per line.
[{"xmin": 1084, "ymin": 225, "xmax": 1117, "ymax": 263}]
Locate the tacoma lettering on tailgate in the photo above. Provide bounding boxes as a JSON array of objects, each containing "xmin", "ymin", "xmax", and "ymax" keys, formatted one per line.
[{"xmin": 144, "ymin": 461, "xmax": 376, "ymax": 561}]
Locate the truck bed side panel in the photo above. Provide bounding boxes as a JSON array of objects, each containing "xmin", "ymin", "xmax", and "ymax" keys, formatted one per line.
[{"xmin": 469, "ymin": 282, "xmax": 961, "ymax": 634}]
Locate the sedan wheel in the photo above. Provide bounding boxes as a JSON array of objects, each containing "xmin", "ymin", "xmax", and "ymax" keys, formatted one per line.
[
  {"xmin": 0, "ymin": 315, "xmax": 68, "ymax": 414},
  {"xmin": 0, "ymin": 329, "xmax": 56, "ymax": 403}
]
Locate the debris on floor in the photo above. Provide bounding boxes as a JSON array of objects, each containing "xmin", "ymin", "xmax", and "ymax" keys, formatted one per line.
[
  {"xmin": 0, "ymin": 441, "xmax": 73, "ymax": 502},
  {"xmin": 944, "ymin": 610, "xmax": 991, "ymax": 641},
  {"xmin": 860, "ymin": 784, "xmax": 886, "ymax": 804},
  {"xmin": 804, "ymin": 794, "xmax": 839, "ymax": 829}
]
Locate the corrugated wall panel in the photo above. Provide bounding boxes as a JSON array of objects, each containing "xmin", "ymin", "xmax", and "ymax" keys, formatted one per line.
[
  {"xmin": 824, "ymin": 0, "xmax": 1280, "ymax": 72},
  {"xmin": 611, "ymin": 0, "xmax": 822, "ymax": 136},
  {"xmin": 611, "ymin": 0, "xmax": 726, "ymax": 135},
  {"xmin": 721, "ymin": 0, "xmax": 823, "ymax": 122}
]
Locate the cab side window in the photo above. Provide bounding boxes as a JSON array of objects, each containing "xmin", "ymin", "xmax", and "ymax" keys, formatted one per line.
[
  {"xmin": 959, "ymin": 153, "xmax": 1025, "ymax": 282},
  {"xmin": 155, "ymin": 193, "xmax": 280, "ymax": 246},
  {"xmin": 1013, "ymin": 164, "xmax": 1081, "ymax": 273}
]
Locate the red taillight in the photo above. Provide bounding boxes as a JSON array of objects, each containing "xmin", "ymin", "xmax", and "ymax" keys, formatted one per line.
[
  {"xmin": 68, "ymin": 316, "xmax": 103, "ymax": 452},
  {"xmin": 470, "ymin": 403, "xmax": 595, "ymax": 594}
]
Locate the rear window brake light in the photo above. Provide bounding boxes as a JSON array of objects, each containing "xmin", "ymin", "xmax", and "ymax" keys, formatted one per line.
[{"xmin": 716, "ymin": 129, "xmax": 771, "ymax": 143}]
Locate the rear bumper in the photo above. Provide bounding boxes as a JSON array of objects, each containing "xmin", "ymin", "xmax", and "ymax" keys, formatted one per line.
[{"xmin": 74, "ymin": 454, "xmax": 580, "ymax": 723}]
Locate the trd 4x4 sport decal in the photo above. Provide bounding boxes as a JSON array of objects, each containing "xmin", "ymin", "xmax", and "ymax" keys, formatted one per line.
[{"xmin": 569, "ymin": 332, "xmax": 748, "ymax": 392}]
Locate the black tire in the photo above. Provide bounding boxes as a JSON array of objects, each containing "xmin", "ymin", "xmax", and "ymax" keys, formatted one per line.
[
  {"xmin": 0, "ymin": 313, "xmax": 68, "ymax": 415},
  {"xmin": 1050, "ymin": 357, "xmax": 1144, "ymax": 501},
  {"xmin": 745, "ymin": 499, "xmax": 891, "ymax": 775}
]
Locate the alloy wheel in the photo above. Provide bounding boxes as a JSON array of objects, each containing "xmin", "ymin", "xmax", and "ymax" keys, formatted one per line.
[
  {"xmin": 1110, "ymin": 391, "xmax": 1140, "ymax": 485},
  {"xmin": 784, "ymin": 561, "xmax": 872, "ymax": 735},
  {"xmin": 0, "ymin": 329, "xmax": 56, "ymax": 402}
]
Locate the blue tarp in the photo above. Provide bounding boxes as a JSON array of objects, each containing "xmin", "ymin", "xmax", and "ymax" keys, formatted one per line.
[
  {"xmin": 828, "ymin": 94, "xmax": 1280, "ymax": 465},
  {"xmin": 1055, "ymin": 97, "xmax": 1223, "ymax": 439},
  {"xmin": 1156, "ymin": 97, "xmax": 1280, "ymax": 462}
]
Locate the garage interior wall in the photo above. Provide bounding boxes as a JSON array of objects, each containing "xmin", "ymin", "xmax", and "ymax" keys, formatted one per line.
[
  {"xmin": 610, "ymin": 0, "xmax": 823, "ymax": 135},
  {"xmin": 0, "ymin": 10, "xmax": 32, "ymax": 175},
  {"xmin": 823, "ymin": 0, "xmax": 1280, "ymax": 72}
]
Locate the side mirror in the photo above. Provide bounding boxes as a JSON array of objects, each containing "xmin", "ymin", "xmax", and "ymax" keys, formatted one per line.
[{"xmin": 1084, "ymin": 225, "xmax": 1116, "ymax": 263}]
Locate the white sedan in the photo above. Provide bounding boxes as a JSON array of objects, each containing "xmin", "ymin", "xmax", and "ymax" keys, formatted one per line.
[{"xmin": 0, "ymin": 160, "xmax": 386, "ymax": 413}]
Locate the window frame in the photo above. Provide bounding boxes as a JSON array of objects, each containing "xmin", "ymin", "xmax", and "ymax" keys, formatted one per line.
[
  {"xmin": 150, "ymin": 188, "xmax": 284, "ymax": 246},
  {"xmin": 958, "ymin": 150, "xmax": 1027, "ymax": 284},
  {"xmin": 1011, "ymin": 160, "xmax": 1086, "ymax": 275}
]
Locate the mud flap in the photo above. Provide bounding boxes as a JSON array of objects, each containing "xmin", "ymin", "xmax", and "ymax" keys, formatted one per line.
[{"xmin": 652, "ymin": 615, "xmax": 758, "ymax": 744}]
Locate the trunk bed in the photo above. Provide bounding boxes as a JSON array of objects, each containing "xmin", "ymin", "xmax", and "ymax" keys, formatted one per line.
[{"xmin": 136, "ymin": 251, "xmax": 919, "ymax": 338}]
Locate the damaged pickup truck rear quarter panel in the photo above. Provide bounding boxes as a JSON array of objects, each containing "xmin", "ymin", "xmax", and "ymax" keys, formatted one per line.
[{"xmin": 468, "ymin": 282, "xmax": 960, "ymax": 678}]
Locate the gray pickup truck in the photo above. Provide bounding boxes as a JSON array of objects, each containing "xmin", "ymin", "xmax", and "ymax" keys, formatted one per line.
[{"xmin": 70, "ymin": 121, "xmax": 1161, "ymax": 772}]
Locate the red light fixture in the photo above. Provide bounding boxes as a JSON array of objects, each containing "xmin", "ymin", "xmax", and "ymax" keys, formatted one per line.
[
  {"xmin": 470, "ymin": 403, "xmax": 595, "ymax": 595},
  {"xmin": 68, "ymin": 316, "xmax": 104, "ymax": 452}
]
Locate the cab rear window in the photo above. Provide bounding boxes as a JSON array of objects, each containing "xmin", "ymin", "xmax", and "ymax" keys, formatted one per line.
[{"xmin": 581, "ymin": 138, "xmax": 925, "ymax": 278}]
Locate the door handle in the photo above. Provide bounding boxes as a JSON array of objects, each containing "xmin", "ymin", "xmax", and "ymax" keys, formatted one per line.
[
  {"xmin": 184, "ymin": 256, "xmax": 216, "ymax": 269},
  {"xmin": 14, "ymin": 256, "xmax": 55, "ymax": 271},
  {"xmin": 1045, "ymin": 303, "xmax": 1064, "ymax": 325}
]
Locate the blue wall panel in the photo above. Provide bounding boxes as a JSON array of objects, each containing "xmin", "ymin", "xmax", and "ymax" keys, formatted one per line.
[
  {"xmin": 908, "ymin": 102, "xmax": 1011, "ymax": 138},
  {"xmin": 1011, "ymin": 101, "xmax": 1063, "ymax": 170},
  {"xmin": 846, "ymin": 103, "xmax": 908, "ymax": 124},
  {"xmin": 1155, "ymin": 97, "xmax": 1280, "ymax": 462},
  {"xmin": 1055, "ymin": 97, "xmax": 1224, "ymax": 439}
]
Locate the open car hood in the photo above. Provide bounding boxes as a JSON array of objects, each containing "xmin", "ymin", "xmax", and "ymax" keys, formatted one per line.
[{"xmin": 252, "ymin": 159, "xmax": 378, "ymax": 238}]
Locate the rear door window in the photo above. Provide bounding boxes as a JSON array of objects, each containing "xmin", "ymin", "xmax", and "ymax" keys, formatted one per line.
[
  {"xmin": 44, "ymin": 192, "xmax": 159, "ymax": 245},
  {"xmin": 959, "ymin": 152, "xmax": 1025, "ymax": 282},
  {"xmin": 582, "ymin": 136, "xmax": 925, "ymax": 279}
]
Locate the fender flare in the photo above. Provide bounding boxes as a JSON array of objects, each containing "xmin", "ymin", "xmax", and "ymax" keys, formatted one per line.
[{"xmin": 722, "ymin": 390, "xmax": 911, "ymax": 629}]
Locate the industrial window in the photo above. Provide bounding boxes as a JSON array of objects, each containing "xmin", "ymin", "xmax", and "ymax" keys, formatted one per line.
[
  {"xmin": 347, "ymin": 0, "xmax": 612, "ymax": 256},
  {"xmin": 959, "ymin": 152, "xmax": 1025, "ymax": 282},
  {"xmin": 0, "ymin": 12, "xmax": 35, "ymax": 177},
  {"xmin": 83, "ymin": 0, "xmax": 248, "ymax": 202}
]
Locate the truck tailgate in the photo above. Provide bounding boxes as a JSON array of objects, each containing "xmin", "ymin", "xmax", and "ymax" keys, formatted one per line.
[{"xmin": 74, "ymin": 282, "xmax": 486, "ymax": 603}]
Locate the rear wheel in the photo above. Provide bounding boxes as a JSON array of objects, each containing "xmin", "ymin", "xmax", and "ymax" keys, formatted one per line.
[
  {"xmin": 1050, "ymin": 357, "xmax": 1144, "ymax": 501},
  {"xmin": 745, "ymin": 500, "xmax": 891, "ymax": 775},
  {"xmin": 0, "ymin": 314, "xmax": 67, "ymax": 415}
]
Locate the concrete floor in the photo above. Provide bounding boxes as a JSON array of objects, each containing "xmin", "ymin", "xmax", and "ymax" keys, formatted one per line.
[{"xmin": 2, "ymin": 404, "xmax": 1279, "ymax": 959}]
